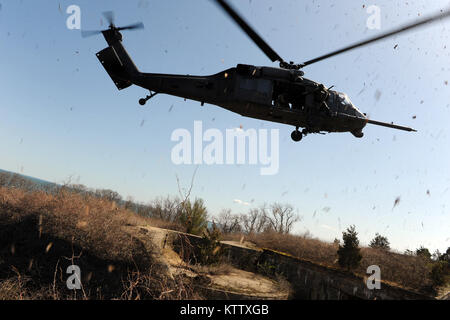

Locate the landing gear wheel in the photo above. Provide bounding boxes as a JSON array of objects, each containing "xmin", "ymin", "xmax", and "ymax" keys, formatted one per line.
[
  {"xmin": 139, "ymin": 98, "xmax": 147, "ymax": 106},
  {"xmin": 291, "ymin": 130, "xmax": 303, "ymax": 142}
]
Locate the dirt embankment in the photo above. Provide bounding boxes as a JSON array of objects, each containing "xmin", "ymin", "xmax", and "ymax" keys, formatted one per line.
[{"xmin": 0, "ymin": 187, "xmax": 289, "ymax": 300}]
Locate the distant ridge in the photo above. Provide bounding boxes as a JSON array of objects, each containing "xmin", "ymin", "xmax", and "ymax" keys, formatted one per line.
[{"xmin": 0, "ymin": 169, "xmax": 58, "ymax": 192}]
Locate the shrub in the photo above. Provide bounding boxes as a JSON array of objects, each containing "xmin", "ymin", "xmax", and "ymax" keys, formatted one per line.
[
  {"xmin": 430, "ymin": 261, "xmax": 450, "ymax": 287},
  {"xmin": 178, "ymin": 198, "xmax": 208, "ymax": 235},
  {"xmin": 440, "ymin": 247, "xmax": 450, "ymax": 262},
  {"xmin": 198, "ymin": 224, "xmax": 225, "ymax": 265},
  {"xmin": 337, "ymin": 225, "xmax": 362, "ymax": 271}
]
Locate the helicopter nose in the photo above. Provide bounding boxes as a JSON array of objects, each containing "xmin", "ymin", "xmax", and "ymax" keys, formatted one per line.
[{"xmin": 354, "ymin": 108, "xmax": 365, "ymax": 119}]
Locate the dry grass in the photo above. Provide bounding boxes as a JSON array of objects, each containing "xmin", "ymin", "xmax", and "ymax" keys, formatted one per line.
[
  {"xmin": 224, "ymin": 231, "xmax": 432, "ymax": 292},
  {"xmin": 0, "ymin": 187, "xmax": 199, "ymax": 300}
]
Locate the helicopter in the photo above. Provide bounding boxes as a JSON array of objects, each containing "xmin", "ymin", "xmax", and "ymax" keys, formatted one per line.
[{"xmin": 82, "ymin": 1, "xmax": 450, "ymax": 142}]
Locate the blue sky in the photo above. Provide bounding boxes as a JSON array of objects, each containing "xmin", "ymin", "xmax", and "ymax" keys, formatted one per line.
[{"xmin": 0, "ymin": 0, "xmax": 449, "ymax": 253}]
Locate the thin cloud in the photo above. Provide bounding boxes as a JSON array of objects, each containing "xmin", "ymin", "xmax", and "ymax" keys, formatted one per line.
[{"xmin": 233, "ymin": 199, "xmax": 250, "ymax": 206}]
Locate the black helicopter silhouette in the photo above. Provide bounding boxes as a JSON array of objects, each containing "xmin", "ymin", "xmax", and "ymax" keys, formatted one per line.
[{"xmin": 83, "ymin": 1, "xmax": 450, "ymax": 142}]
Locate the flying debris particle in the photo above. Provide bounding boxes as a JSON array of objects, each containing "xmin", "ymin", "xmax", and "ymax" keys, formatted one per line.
[
  {"xmin": 394, "ymin": 44, "xmax": 398, "ymax": 49},
  {"xmin": 28, "ymin": 259, "xmax": 34, "ymax": 271},
  {"xmin": 322, "ymin": 207, "xmax": 331, "ymax": 213},
  {"xmin": 108, "ymin": 265, "xmax": 115, "ymax": 273},
  {"xmin": 357, "ymin": 83, "xmax": 366, "ymax": 96},
  {"xmin": 426, "ymin": 190, "xmax": 431, "ymax": 196},
  {"xmin": 420, "ymin": 100, "xmax": 424, "ymax": 104},
  {"xmin": 281, "ymin": 191, "xmax": 288, "ymax": 196},
  {"xmin": 393, "ymin": 197, "xmax": 401, "ymax": 209},
  {"xmin": 374, "ymin": 90, "xmax": 382, "ymax": 101},
  {"xmin": 412, "ymin": 115, "xmax": 417, "ymax": 119},
  {"xmin": 269, "ymin": 6, "xmax": 272, "ymax": 11},
  {"xmin": 140, "ymin": 120, "xmax": 145, "ymax": 127},
  {"xmin": 45, "ymin": 242, "xmax": 53, "ymax": 253},
  {"xmin": 58, "ymin": 3, "xmax": 62, "ymax": 14},
  {"xmin": 168, "ymin": 104, "xmax": 174, "ymax": 112},
  {"xmin": 445, "ymin": 81, "xmax": 448, "ymax": 86}
]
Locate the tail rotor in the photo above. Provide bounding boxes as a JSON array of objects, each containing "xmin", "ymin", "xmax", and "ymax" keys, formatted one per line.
[{"xmin": 81, "ymin": 11, "xmax": 144, "ymax": 38}]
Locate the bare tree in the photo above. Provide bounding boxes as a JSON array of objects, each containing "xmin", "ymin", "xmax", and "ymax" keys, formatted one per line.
[
  {"xmin": 151, "ymin": 196, "xmax": 182, "ymax": 222},
  {"xmin": 94, "ymin": 189, "xmax": 123, "ymax": 203},
  {"xmin": 240, "ymin": 208, "xmax": 268, "ymax": 234},
  {"xmin": 262, "ymin": 203, "xmax": 300, "ymax": 234},
  {"xmin": 215, "ymin": 209, "xmax": 242, "ymax": 234}
]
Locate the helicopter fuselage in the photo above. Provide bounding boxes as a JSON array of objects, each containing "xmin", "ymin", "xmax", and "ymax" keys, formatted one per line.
[{"xmin": 131, "ymin": 64, "xmax": 367, "ymax": 136}]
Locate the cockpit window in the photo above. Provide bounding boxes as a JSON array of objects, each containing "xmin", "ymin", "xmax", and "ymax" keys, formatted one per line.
[{"xmin": 338, "ymin": 92, "xmax": 352, "ymax": 106}]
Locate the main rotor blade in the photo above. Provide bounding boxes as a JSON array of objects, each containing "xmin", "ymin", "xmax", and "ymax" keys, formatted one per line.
[
  {"xmin": 117, "ymin": 22, "xmax": 145, "ymax": 31},
  {"xmin": 303, "ymin": 8, "xmax": 450, "ymax": 67},
  {"xmin": 215, "ymin": 0, "xmax": 283, "ymax": 63},
  {"xmin": 81, "ymin": 30, "xmax": 103, "ymax": 38},
  {"xmin": 103, "ymin": 11, "xmax": 115, "ymax": 27}
]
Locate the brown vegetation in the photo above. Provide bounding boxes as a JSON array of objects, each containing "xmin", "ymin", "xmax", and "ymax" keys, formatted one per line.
[
  {"xmin": 0, "ymin": 187, "xmax": 198, "ymax": 300},
  {"xmin": 0, "ymin": 170, "xmax": 445, "ymax": 298},
  {"xmin": 223, "ymin": 231, "xmax": 432, "ymax": 292}
]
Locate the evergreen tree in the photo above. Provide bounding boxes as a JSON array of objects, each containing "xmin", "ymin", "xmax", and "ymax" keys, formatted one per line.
[
  {"xmin": 369, "ymin": 233, "xmax": 390, "ymax": 250},
  {"xmin": 337, "ymin": 225, "xmax": 362, "ymax": 271},
  {"xmin": 416, "ymin": 246, "xmax": 432, "ymax": 260},
  {"xmin": 179, "ymin": 198, "xmax": 208, "ymax": 235}
]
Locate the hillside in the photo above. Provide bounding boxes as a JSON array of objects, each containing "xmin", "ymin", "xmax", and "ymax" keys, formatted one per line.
[
  {"xmin": 0, "ymin": 186, "xmax": 292, "ymax": 299},
  {"xmin": 0, "ymin": 170, "xmax": 448, "ymax": 299}
]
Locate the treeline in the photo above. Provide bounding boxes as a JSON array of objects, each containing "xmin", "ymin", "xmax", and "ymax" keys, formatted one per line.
[{"xmin": 0, "ymin": 171, "xmax": 302, "ymax": 236}]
